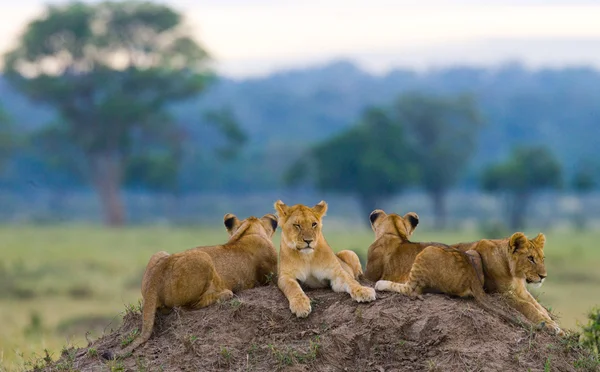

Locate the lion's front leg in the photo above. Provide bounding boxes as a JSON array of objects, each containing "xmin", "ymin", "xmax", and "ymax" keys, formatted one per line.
[
  {"xmin": 507, "ymin": 287, "xmax": 563, "ymax": 336},
  {"xmin": 278, "ymin": 274, "xmax": 311, "ymax": 318},
  {"xmin": 329, "ymin": 267, "xmax": 376, "ymax": 303}
]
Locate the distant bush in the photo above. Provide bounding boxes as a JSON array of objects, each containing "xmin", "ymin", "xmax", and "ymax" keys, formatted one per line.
[{"xmin": 581, "ymin": 307, "xmax": 600, "ymax": 356}]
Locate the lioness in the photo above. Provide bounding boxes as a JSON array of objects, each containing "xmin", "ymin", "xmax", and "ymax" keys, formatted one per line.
[
  {"xmin": 364, "ymin": 209, "xmax": 448, "ymax": 283},
  {"xmin": 275, "ymin": 200, "xmax": 375, "ymax": 318},
  {"xmin": 115, "ymin": 213, "xmax": 278, "ymax": 357},
  {"xmin": 452, "ymin": 232, "xmax": 564, "ymax": 335},
  {"xmin": 374, "ymin": 245, "xmax": 522, "ymax": 326}
]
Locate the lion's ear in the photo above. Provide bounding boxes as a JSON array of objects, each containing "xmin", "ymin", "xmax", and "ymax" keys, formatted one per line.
[
  {"xmin": 261, "ymin": 214, "xmax": 278, "ymax": 235},
  {"xmin": 224, "ymin": 213, "xmax": 241, "ymax": 236},
  {"xmin": 369, "ymin": 209, "xmax": 386, "ymax": 231},
  {"xmin": 313, "ymin": 200, "xmax": 328, "ymax": 218},
  {"xmin": 509, "ymin": 232, "xmax": 528, "ymax": 253},
  {"xmin": 404, "ymin": 212, "xmax": 419, "ymax": 230},
  {"xmin": 533, "ymin": 232, "xmax": 546, "ymax": 248},
  {"xmin": 274, "ymin": 200, "xmax": 289, "ymax": 218}
]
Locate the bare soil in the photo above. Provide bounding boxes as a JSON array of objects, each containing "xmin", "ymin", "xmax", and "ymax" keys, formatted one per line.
[{"xmin": 42, "ymin": 283, "xmax": 593, "ymax": 372}]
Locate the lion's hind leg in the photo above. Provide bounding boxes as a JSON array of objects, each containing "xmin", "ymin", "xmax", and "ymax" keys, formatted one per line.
[
  {"xmin": 374, "ymin": 279, "xmax": 423, "ymax": 298},
  {"xmin": 336, "ymin": 250, "xmax": 363, "ymax": 280},
  {"xmin": 187, "ymin": 256, "xmax": 233, "ymax": 309}
]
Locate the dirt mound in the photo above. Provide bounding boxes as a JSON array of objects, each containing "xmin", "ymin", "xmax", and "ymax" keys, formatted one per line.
[{"xmin": 45, "ymin": 284, "xmax": 590, "ymax": 372}]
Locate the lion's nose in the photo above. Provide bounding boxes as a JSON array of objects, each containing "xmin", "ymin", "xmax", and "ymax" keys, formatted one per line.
[
  {"xmin": 304, "ymin": 239, "xmax": 313, "ymax": 245},
  {"xmin": 539, "ymin": 274, "xmax": 546, "ymax": 280}
]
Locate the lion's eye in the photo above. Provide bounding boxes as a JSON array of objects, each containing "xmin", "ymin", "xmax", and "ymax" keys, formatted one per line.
[
  {"xmin": 312, "ymin": 222, "xmax": 318, "ymax": 228},
  {"xmin": 528, "ymin": 256, "xmax": 535, "ymax": 264},
  {"xmin": 293, "ymin": 224, "xmax": 301, "ymax": 231}
]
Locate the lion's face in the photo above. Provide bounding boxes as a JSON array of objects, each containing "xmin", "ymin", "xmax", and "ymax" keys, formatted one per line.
[
  {"xmin": 274, "ymin": 200, "xmax": 328, "ymax": 252},
  {"xmin": 369, "ymin": 209, "xmax": 419, "ymax": 241},
  {"xmin": 509, "ymin": 232, "xmax": 547, "ymax": 287},
  {"xmin": 223, "ymin": 213, "xmax": 278, "ymax": 239}
]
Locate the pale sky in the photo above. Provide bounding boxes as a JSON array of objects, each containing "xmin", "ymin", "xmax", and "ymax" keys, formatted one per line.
[{"xmin": 2, "ymin": 0, "xmax": 600, "ymax": 77}]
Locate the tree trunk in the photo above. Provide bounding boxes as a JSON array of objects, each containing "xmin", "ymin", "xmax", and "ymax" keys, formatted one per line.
[
  {"xmin": 430, "ymin": 189, "xmax": 447, "ymax": 229},
  {"xmin": 90, "ymin": 153, "xmax": 125, "ymax": 227},
  {"xmin": 358, "ymin": 194, "xmax": 382, "ymax": 228},
  {"xmin": 508, "ymin": 192, "xmax": 529, "ymax": 230}
]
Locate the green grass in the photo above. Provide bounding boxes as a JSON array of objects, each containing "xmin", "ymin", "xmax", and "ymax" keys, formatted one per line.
[{"xmin": 0, "ymin": 224, "xmax": 599, "ymax": 371}]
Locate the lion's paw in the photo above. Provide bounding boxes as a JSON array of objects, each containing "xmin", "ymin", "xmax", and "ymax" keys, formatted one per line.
[
  {"xmin": 538, "ymin": 321, "xmax": 564, "ymax": 336},
  {"xmin": 351, "ymin": 286, "xmax": 376, "ymax": 302},
  {"xmin": 290, "ymin": 295, "xmax": 312, "ymax": 318},
  {"xmin": 374, "ymin": 280, "xmax": 393, "ymax": 291},
  {"xmin": 218, "ymin": 290, "xmax": 234, "ymax": 301},
  {"xmin": 547, "ymin": 322, "xmax": 565, "ymax": 336}
]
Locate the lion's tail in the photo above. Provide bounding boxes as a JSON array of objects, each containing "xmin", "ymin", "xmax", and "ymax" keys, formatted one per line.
[
  {"xmin": 470, "ymin": 281, "xmax": 524, "ymax": 328},
  {"xmin": 104, "ymin": 292, "xmax": 158, "ymax": 360}
]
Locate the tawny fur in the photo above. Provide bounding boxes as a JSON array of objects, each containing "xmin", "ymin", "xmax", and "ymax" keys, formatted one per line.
[
  {"xmin": 364, "ymin": 209, "xmax": 448, "ymax": 283},
  {"xmin": 275, "ymin": 200, "xmax": 375, "ymax": 318},
  {"xmin": 375, "ymin": 246, "xmax": 524, "ymax": 327},
  {"xmin": 451, "ymin": 232, "xmax": 564, "ymax": 335},
  {"xmin": 114, "ymin": 214, "xmax": 278, "ymax": 357}
]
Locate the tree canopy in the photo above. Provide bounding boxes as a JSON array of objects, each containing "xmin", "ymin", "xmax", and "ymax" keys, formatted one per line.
[
  {"xmin": 286, "ymin": 107, "xmax": 416, "ymax": 219},
  {"xmin": 3, "ymin": 1, "xmax": 223, "ymax": 225},
  {"xmin": 395, "ymin": 93, "xmax": 483, "ymax": 228},
  {"xmin": 481, "ymin": 145, "xmax": 562, "ymax": 229}
]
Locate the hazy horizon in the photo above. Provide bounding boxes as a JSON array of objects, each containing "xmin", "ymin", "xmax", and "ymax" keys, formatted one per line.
[{"xmin": 2, "ymin": 0, "xmax": 600, "ymax": 77}]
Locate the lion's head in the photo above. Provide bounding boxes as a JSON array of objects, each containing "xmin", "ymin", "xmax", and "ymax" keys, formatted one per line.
[
  {"xmin": 509, "ymin": 232, "xmax": 547, "ymax": 287},
  {"xmin": 368, "ymin": 209, "xmax": 419, "ymax": 241},
  {"xmin": 224, "ymin": 213, "xmax": 278, "ymax": 240},
  {"xmin": 274, "ymin": 200, "xmax": 328, "ymax": 252}
]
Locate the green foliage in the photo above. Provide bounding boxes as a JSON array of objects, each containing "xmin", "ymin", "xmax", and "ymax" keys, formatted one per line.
[
  {"xmin": 125, "ymin": 152, "xmax": 180, "ymax": 192},
  {"xmin": 268, "ymin": 336, "xmax": 320, "ymax": 366},
  {"xmin": 287, "ymin": 106, "xmax": 417, "ymax": 216},
  {"xmin": 203, "ymin": 107, "xmax": 247, "ymax": 160},
  {"xmin": 121, "ymin": 328, "xmax": 139, "ymax": 347},
  {"xmin": 481, "ymin": 145, "xmax": 562, "ymax": 229},
  {"xmin": 3, "ymin": 0, "xmax": 214, "ymax": 224},
  {"xmin": 581, "ymin": 307, "xmax": 600, "ymax": 356},
  {"xmin": 572, "ymin": 162, "xmax": 598, "ymax": 193},
  {"xmin": 481, "ymin": 145, "xmax": 562, "ymax": 193},
  {"xmin": 396, "ymin": 93, "xmax": 483, "ymax": 192},
  {"xmin": 87, "ymin": 347, "xmax": 98, "ymax": 357},
  {"xmin": 395, "ymin": 93, "xmax": 483, "ymax": 227}
]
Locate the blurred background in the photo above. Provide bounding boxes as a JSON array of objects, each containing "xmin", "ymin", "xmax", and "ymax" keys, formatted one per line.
[{"xmin": 1, "ymin": 0, "xmax": 599, "ymax": 370}]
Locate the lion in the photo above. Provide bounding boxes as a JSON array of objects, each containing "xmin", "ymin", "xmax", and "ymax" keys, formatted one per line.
[
  {"xmin": 374, "ymin": 245, "xmax": 523, "ymax": 326},
  {"xmin": 364, "ymin": 209, "xmax": 448, "ymax": 283},
  {"xmin": 111, "ymin": 213, "xmax": 278, "ymax": 358},
  {"xmin": 275, "ymin": 200, "xmax": 375, "ymax": 318},
  {"xmin": 451, "ymin": 232, "xmax": 564, "ymax": 335}
]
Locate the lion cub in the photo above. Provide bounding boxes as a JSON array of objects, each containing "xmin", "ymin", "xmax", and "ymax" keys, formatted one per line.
[
  {"xmin": 364, "ymin": 209, "xmax": 448, "ymax": 283},
  {"xmin": 275, "ymin": 200, "xmax": 375, "ymax": 318},
  {"xmin": 375, "ymin": 246, "xmax": 522, "ymax": 326},
  {"xmin": 117, "ymin": 213, "xmax": 278, "ymax": 357},
  {"xmin": 452, "ymin": 232, "xmax": 563, "ymax": 335}
]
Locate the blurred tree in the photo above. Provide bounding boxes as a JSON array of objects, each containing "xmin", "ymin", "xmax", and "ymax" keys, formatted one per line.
[
  {"xmin": 125, "ymin": 106, "xmax": 245, "ymax": 193},
  {"xmin": 395, "ymin": 93, "xmax": 483, "ymax": 229},
  {"xmin": 3, "ymin": 1, "xmax": 217, "ymax": 226},
  {"xmin": 285, "ymin": 107, "xmax": 417, "ymax": 221},
  {"xmin": 481, "ymin": 146, "xmax": 562, "ymax": 230},
  {"xmin": 572, "ymin": 162, "xmax": 597, "ymax": 193},
  {"xmin": 0, "ymin": 105, "xmax": 13, "ymax": 172}
]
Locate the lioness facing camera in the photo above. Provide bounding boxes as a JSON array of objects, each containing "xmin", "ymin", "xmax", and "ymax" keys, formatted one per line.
[
  {"xmin": 275, "ymin": 200, "xmax": 375, "ymax": 318},
  {"xmin": 114, "ymin": 213, "xmax": 278, "ymax": 357}
]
